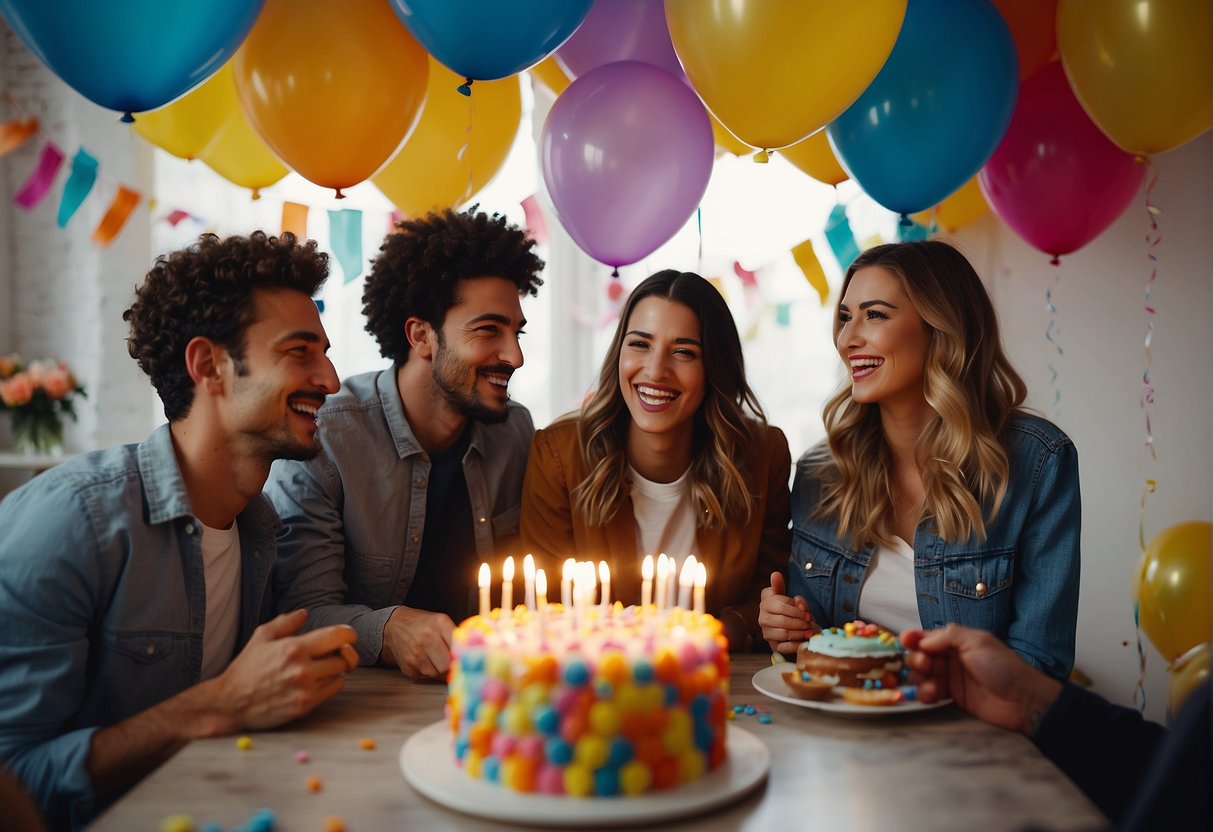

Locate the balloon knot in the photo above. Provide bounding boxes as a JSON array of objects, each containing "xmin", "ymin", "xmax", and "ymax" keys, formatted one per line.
[
  {"xmin": 611, "ymin": 267, "xmax": 620, "ymax": 278},
  {"xmin": 753, "ymin": 149, "xmax": 770, "ymax": 164},
  {"xmin": 457, "ymin": 78, "xmax": 473, "ymax": 97},
  {"xmin": 335, "ymin": 189, "xmax": 346, "ymax": 200},
  {"xmin": 1049, "ymin": 254, "xmax": 1061, "ymax": 267},
  {"xmin": 1134, "ymin": 155, "xmax": 1148, "ymax": 165},
  {"xmin": 120, "ymin": 112, "xmax": 135, "ymax": 124},
  {"xmin": 898, "ymin": 214, "xmax": 913, "ymax": 228},
  {"xmin": 251, "ymin": 189, "xmax": 262, "ymax": 201}
]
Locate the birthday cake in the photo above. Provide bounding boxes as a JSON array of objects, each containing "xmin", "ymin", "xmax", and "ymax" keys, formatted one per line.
[{"xmin": 446, "ymin": 604, "xmax": 730, "ymax": 797}]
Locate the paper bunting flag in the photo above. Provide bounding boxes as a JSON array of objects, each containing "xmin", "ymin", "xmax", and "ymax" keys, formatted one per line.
[
  {"xmin": 281, "ymin": 201, "xmax": 309, "ymax": 240},
  {"xmin": 328, "ymin": 209, "xmax": 364, "ymax": 284},
  {"xmin": 0, "ymin": 116, "xmax": 39, "ymax": 156},
  {"xmin": 824, "ymin": 202, "xmax": 859, "ymax": 272},
  {"xmin": 57, "ymin": 148, "xmax": 99, "ymax": 228},
  {"xmin": 791, "ymin": 239, "xmax": 829, "ymax": 306},
  {"xmin": 166, "ymin": 210, "xmax": 191, "ymax": 227},
  {"xmin": 521, "ymin": 194, "xmax": 548, "ymax": 247},
  {"xmin": 14, "ymin": 141, "xmax": 65, "ymax": 210},
  {"xmin": 705, "ymin": 275, "xmax": 728, "ymax": 300},
  {"xmin": 91, "ymin": 185, "xmax": 141, "ymax": 247},
  {"xmin": 732, "ymin": 261, "xmax": 758, "ymax": 288},
  {"xmin": 775, "ymin": 302, "xmax": 792, "ymax": 327}
]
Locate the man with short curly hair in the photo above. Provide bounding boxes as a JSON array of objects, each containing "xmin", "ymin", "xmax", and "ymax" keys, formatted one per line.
[
  {"xmin": 0, "ymin": 232, "xmax": 358, "ymax": 830},
  {"xmin": 267, "ymin": 207, "xmax": 545, "ymax": 680}
]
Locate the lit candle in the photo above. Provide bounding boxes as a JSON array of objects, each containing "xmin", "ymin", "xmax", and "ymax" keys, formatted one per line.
[
  {"xmin": 501, "ymin": 555, "xmax": 515, "ymax": 618},
  {"xmin": 641, "ymin": 555, "xmax": 654, "ymax": 608},
  {"xmin": 656, "ymin": 554, "xmax": 669, "ymax": 613},
  {"xmin": 694, "ymin": 561, "xmax": 707, "ymax": 615},
  {"xmin": 561, "ymin": 558, "xmax": 575, "ymax": 609},
  {"xmin": 536, "ymin": 568, "xmax": 548, "ymax": 608},
  {"xmin": 666, "ymin": 555, "xmax": 678, "ymax": 610},
  {"xmin": 678, "ymin": 555, "xmax": 696, "ymax": 610},
  {"xmin": 523, "ymin": 554, "xmax": 536, "ymax": 610},
  {"xmin": 598, "ymin": 561, "xmax": 611, "ymax": 611},
  {"xmin": 478, "ymin": 562, "xmax": 490, "ymax": 618}
]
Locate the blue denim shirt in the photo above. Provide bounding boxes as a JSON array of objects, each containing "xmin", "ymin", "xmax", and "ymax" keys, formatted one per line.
[
  {"xmin": 266, "ymin": 368, "xmax": 533, "ymax": 665},
  {"xmin": 788, "ymin": 414, "xmax": 1081, "ymax": 678},
  {"xmin": 0, "ymin": 425, "xmax": 279, "ymax": 830}
]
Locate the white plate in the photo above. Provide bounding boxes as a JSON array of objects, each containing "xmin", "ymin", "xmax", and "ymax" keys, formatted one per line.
[
  {"xmin": 400, "ymin": 721, "xmax": 769, "ymax": 827},
  {"xmin": 751, "ymin": 663, "xmax": 952, "ymax": 717}
]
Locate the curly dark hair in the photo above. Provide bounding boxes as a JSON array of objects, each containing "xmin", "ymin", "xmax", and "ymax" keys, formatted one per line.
[
  {"xmin": 362, "ymin": 207, "xmax": 544, "ymax": 363},
  {"xmin": 124, "ymin": 231, "xmax": 330, "ymax": 421}
]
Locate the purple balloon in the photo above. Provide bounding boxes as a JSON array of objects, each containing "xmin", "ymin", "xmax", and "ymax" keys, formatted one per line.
[
  {"xmin": 554, "ymin": 0, "xmax": 686, "ymax": 82},
  {"xmin": 541, "ymin": 61, "xmax": 713, "ymax": 269}
]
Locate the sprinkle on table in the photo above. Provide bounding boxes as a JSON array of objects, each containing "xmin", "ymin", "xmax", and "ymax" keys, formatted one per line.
[
  {"xmin": 294, "ymin": 749, "xmax": 310, "ymax": 764},
  {"xmin": 235, "ymin": 736, "xmax": 252, "ymax": 751},
  {"xmin": 323, "ymin": 816, "xmax": 346, "ymax": 832},
  {"xmin": 158, "ymin": 813, "xmax": 194, "ymax": 832},
  {"xmin": 358, "ymin": 737, "xmax": 377, "ymax": 750}
]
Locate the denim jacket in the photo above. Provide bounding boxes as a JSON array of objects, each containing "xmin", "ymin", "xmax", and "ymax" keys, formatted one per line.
[
  {"xmin": 788, "ymin": 414, "xmax": 1081, "ymax": 678},
  {"xmin": 0, "ymin": 425, "xmax": 279, "ymax": 830},
  {"xmin": 266, "ymin": 368, "xmax": 534, "ymax": 665}
]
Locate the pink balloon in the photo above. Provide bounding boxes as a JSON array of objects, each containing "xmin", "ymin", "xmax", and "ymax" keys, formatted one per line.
[
  {"xmin": 979, "ymin": 61, "xmax": 1144, "ymax": 261},
  {"xmin": 554, "ymin": 0, "xmax": 686, "ymax": 82},
  {"xmin": 540, "ymin": 61, "xmax": 714, "ymax": 269}
]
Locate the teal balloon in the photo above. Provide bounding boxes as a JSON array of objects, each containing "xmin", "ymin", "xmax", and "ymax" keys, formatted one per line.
[
  {"xmin": 389, "ymin": 0, "xmax": 593, "ymax": 81},
  {"xmin": 0, "ymin": 0, "xmax": 263, "ymax": 121},
  {"xmin": 827, "ymin": 0, "xmax": 1018, "ymax": 216}
]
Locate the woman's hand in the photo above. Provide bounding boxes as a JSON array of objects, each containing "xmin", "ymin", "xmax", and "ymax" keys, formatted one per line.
[{"xmin": 758, "ymin": 572, "xmax": 818, "ymax": 655}]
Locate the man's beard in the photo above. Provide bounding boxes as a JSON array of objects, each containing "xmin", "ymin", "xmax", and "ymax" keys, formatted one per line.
[{"xmin": 432, "ymin": 342, "xmax": 511, "ymax": 425}]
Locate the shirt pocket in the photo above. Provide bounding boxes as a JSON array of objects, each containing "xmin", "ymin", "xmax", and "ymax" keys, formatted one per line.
[
  {"xmin": 942, "ymin": 548, "xmax": 1015, "ymax": 633},
  {"xmin": 344, "ymin": 548, "xmax": 397, "ymax": 609},
  {"xmin": 110, "ymin": 632, "xmax": 175, "ymax": 664},
  {"xmin": 491, "ymin": 503, "xmax": 521, "ymax": 540},
  {"xmin": 788, "ymin": 530, "xmax": 842, "ymax": 618}
]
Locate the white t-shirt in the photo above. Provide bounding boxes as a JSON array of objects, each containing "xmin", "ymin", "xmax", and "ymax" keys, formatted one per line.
[
  {"xmin": 627, "ymin": 464, "xmax": 699, "ymax": 578},
  {"xmin": 199, "ymin": 519, "xmax": 242, "ymax": 681},
  {"xmin": 856, "ymin": 535, "xmax": 921, "ymax": 634}
]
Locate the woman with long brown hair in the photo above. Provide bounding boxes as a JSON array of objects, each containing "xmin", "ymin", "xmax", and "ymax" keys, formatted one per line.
[
  {"xmin": 760, "ymin": 241, "xmax": 1080, "ymax": 677},
  {"xmin": 520, "ymin": 270, "xmax": 790, "ymax": 651}
]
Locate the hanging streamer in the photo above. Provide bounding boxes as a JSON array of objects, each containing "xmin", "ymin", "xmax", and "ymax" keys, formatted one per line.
[
  {"xmin": 732, "ymin": 261, "xmax": 758, "ymax": 288},
  {"xmin": 281, "ymin": 201, "xmax": 309, "ymax": 240},
  {"xmin": 520, "ymin": 194, "xmax": 548, "ymax": 246},
  {"xmin": 791, "ymin": 238, "xmax": 829, "ymax": 306},
  {"xmin": 13, "ymin": 141, "xmax": 65, "ymax": 209},
  {"xmin": 1044, "ymin": 263, "xmax": 1063, "ymax": 416},
  {"xmin": 57, "ymin": 148, "xmax": 99, "ymax": 228},
  {"xmin": 328, "ymin": 209, "xmax": 364, "ymax": 285},
  {"xmin": 0, "ymin": 116, "xmax": 39, "ymax": 156},
  {"xmin": 774, "ymin": 302, "xmax": 792, "ymax": 327},
  {"xmin": 824, "ymin": 201, "xmax": 859, "ymax": 271},
  {"xmin": 91, "ymin": 185, "xmax": 141, "ymax": 247}
]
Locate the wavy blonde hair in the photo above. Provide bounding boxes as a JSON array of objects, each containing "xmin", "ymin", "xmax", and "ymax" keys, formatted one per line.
[
  {"xmin": 813, "ymin": 241, "xmax": 1027, "ymax": 548},
  {"xmin": 571, "ymin": 270, "xmax": 766, "ymax": 530}
]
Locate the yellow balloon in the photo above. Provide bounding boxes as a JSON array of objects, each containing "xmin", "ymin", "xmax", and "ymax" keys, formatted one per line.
[
  {"xmin": 200, "ymin": 98, "xmax": 288, "ymax": 199},
  {"xmin": 132, "ymin": 64, "xmax": 238, "ymax": 161},
  {"xmin": 373, "ymin": 60, "xmax": 520, "ymax": 218},
  {"xmin": 1057, "ymin": 0, "xmax": 1212, "ymax": 155},
  {"xmin": 710, "ymin": 114, "xmax": 751, "ymax": 157},
  {"xmin": 666, "ymin": 0, "xmax": 907, "ymax": 151},
  {"xmin": 233, "ymin": 0, "xmax": 429, "ymax": 195},
  {"xmin": 529, "ymin": 57, "xmax": 570, "ymax": 96},
  {"xmin": 781, "ymin": 131, "xmax": 847, "ymax": 186},
  {"xmin": 1169, "ymin": 642, "xmax": 1210, "ymax": 716},
  {"xmin": 1133, "ymin": 521, "xmax": 1212, "ymax": 662},
  {"xmin": 910, "ymin": 176, "xmax": 989, "ymax": 232}
]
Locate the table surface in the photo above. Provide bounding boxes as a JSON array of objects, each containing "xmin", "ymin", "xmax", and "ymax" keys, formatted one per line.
[{"xmin": 92, "ymin": 655, "xmax": 1106, "ymax": 832}]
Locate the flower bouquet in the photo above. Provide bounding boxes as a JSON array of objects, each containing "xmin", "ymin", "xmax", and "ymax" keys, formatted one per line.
[{"xmin": 0, "ymin": 354, "xmax": 86, "ymax": 455}]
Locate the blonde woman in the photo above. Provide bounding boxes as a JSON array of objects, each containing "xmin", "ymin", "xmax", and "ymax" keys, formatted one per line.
[
  {"xmin": 520, "ymin": 270, "xmax": 790, "ymax": 651},
  {"xmin": 759, "ymin": 241, "xmax": 1080, "ymax": 677}
]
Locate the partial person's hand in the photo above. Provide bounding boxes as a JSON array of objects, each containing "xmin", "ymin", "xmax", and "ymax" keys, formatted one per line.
[
  {"xmin": 211, "ymin": 609, "xmax": 357, "ymax": 732},
  {"xmin": 758, "ymin": 571, "xmax": 818, "ymax": 655},
  {"xmin": 901, "ymin": 624, "xmax": 1063, "ymax": 735},
  {"xmin": 381, "ymin": 606, "xmax": 455, "ymax": 680}
]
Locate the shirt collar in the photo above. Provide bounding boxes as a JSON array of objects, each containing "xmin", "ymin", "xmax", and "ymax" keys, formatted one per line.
[
  {"xmin": 137, "ymin": 423, "xmax": 194, "ymax": 525},
  {"xmin": 378, "ymin": 366, "xmax": 488, "ymax": 460}
]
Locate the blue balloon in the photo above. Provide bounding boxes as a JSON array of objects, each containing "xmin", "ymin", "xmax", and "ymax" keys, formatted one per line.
[
  {"xmin": 0, "ymin": 0, "xmax": 263, "ymax": 121},
  {"xmin": 826, "ymin": 0, "xmax": 1018, "ymax": 216},
  {"xmin": 390, "ymin": 0, "xmax": 593, "ymax": 82}
]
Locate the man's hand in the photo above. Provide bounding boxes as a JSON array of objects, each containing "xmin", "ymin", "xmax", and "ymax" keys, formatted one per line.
[
  {"xmin": 758, "ymin": 571, "xmax": 818, "ymax": 655},
  {"xmin": 381, "ymin": 606, "xmax": 455, "ymax": 680},
  {"xmin": 208, "ymin": 609, "xmax": 357, "ymax": 733},
  {"xmin": 901, "ymin": 624, "xmax": 1063, "ymax": 735}
]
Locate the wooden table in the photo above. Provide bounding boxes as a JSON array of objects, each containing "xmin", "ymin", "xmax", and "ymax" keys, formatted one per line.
[{"xmin": 92, "ymin": 655, "xmax": 1106, "ymax": 831}]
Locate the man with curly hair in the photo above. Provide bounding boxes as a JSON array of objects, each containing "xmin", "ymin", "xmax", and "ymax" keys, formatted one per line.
[
  {"xmin": 267, "ymin": 207, "xmax": 544, "ymax": 680},
  {"xmin": 0, "ymin": 232, "xmax": 358, "ymax": 830}
]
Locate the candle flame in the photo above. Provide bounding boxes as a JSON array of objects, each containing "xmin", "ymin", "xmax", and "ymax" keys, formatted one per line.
[
  {"xmin": 523, "ymin": 553, "xmax": 535, "ymax": 581},
  {"xmin": 503, "ymin": 555, "xmax": 515, "ymax": 581},
  {"xmin": 563, "ymin": 557, "xmax": 576, "ymax": 580},
  {"xmin": 642, "ymin": 554, "xmax": 653, "ymax": 580},
  {"xmin": 478, "ymin": 562, "xmax": 490, "ymax": 588},
  {"xmin": 695, "ymin": 561, "xmax": 707, "ymax": 588},
  {"xmin": 657, "ymin": 554, "xmax": 669, "ymax": 579},
  {"xmin": 679, "ymin": 554, "xmax": 697, "ymax": 586},
  {"xmin": 536, "ymin": 568, "xmax": 547, "ymax": 603},
  {"xmin": 598, "ymin": 560, "xmax": 610, "ymax": 583}
]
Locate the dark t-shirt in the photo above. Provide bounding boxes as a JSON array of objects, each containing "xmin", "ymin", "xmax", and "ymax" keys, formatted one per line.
[{"xmin": 404, "ymin": 429, "xmax": 478, "ymax": 620}]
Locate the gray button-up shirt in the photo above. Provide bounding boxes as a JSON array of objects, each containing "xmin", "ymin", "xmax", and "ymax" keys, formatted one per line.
[
  {"xmin": 266, "ymin": 368, "xmax": 533, "ymax": 664},
  {"xmin": 0, "ymin": 424, "xmax": 279, "ymax": 829}
]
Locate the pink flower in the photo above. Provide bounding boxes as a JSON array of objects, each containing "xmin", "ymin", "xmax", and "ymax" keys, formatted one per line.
[
  {"xmin": 0, "ymin": 354, "xmax": 17, "ymax": 379},
  {"xmin": 0, "ymin": 373, "xmax": 34, "ymax": 407},
  {"xmin": 42, "ymin": 367, "xmax": 74, "ymax": 400}
]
